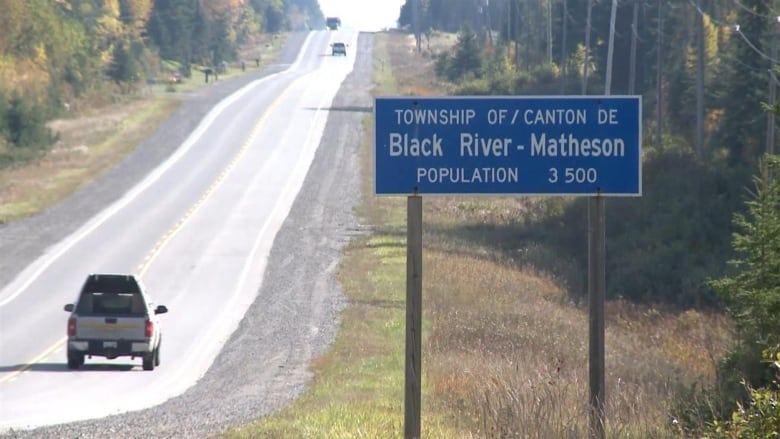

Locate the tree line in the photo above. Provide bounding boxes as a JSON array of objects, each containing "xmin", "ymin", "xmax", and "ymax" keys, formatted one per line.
[
  {"xmin": 401, "ymin": 0, "xmax": 779, "ymax": 166},
  {"xmin": 397, "ymin": 0, "xmax": 780, "ymax": 307},
  {"xmin": 0, "ymin": 0, "xmax": 323, "ymax": 167}
]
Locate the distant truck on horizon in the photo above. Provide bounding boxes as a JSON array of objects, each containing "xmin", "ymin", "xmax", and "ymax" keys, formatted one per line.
[{"xmin": 326, "ymin": 16, "xmax": 341, "ymax": 30}]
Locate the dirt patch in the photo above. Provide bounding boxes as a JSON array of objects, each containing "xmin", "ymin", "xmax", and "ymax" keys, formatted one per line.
[{"xmin": 48, "ymin": 101, "xmax": 144, "ymax": 151}]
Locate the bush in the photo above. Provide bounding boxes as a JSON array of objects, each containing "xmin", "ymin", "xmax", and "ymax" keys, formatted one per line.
[
  {"xmin": 434, "ymin": 52, "xmax": 452, "ymax": 80},
  {"xmin": 0, "ymin": 91, "xmax": 58, "ymax": 168},
  {"xmin": 508, "ymin": 146, "xmax": 745, "ymax": 308},
  {"xmin": 700, "ymin": 353, "xmax": 780, "ymax": 438}
]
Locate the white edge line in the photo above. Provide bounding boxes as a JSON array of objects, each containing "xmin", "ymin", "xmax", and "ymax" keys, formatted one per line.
[{"xmin": 157, "ymin": 49, "xmax": 352, "ymax": 396}]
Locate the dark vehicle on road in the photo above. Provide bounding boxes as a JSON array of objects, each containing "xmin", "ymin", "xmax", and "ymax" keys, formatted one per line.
[
  {"xmin": 64, "ymin": 273, "xmax": 168, "ymax": 371},
  {"xmin": 331, "ymin": 42, "xmax": 347, "ymax": 56},
  {"xmin": 326, "ymin": 17, "xmax": 341, "ymax": 30}
]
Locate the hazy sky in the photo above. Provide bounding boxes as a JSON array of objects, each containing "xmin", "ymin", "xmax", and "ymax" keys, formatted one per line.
[{"xmin": 318, "ymin": 0, "xmax": 405, "ymax": 32}]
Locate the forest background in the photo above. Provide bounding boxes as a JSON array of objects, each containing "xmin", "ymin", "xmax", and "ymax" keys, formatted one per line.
[{"xmin": 394, "ymin": 0, "xmax": 780, "ymax": 434}]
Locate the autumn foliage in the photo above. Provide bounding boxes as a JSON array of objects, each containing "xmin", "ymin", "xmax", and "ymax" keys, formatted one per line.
[{"xmin": 0, "ymin": 0, "xmax": 322, "ymax": 168}]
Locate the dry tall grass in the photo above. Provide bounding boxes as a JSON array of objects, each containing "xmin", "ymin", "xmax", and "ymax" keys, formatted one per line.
[
  {"xmin": 379, "ymin": 31, "xmax": 734, "ymax": 438},
  {"xmin": 0, "ymin": 98, "xmax": 179, "ymax": 222}
]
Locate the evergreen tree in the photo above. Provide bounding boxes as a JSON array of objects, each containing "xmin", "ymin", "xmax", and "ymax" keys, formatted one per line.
[
  {"xmin": 108, "ymin": 40, "xmax": 142, "ymax": 86},
  {"xmin": 710, "ymin": 155, "xmax": 780, "ymax": 345},
  {"xmin": 262, "ymin": 0, "xmax": 286, "ymax": 33},
  {"xmin": 710, "ymin": 154, "xmax": 780, "ymax": 395},
  {"xmin": 443, "ymin": 23, "xmax": 482, "ymax": 81},
  {"xmin": 715, "ymin": 0, "xmax": 771, "ymax": 165},
  {"xmin": 209, "ymin": 14, "xmax": 234, "ymax": 68},
  {"xmin": 147, "ymin": 0, "xmax": 196, "ymax": 65},
  {"xmin": 3, "ymin": 92, "xmax": 56, "ymax": 157},
  {"xmin": 0, "ymin": 91, "xmax": 8, "ymax": 142}
]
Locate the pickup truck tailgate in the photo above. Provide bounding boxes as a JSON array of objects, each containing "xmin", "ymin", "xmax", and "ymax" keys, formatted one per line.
[
  {"xmin": 71, "ymin": 290, "xmax": 149, "ymax": 340},
  {"xmin": 74, "ymin": 315, "xmax": 147, "ymax": 340}
]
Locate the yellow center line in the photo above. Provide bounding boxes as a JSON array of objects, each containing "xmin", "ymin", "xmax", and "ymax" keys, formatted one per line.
[
  {"xmin": 136, "ymin": 77, "xmax": 298, "ymax": 276},
  {"xmin": 0, "ymin": 336, "xmax": 65, "ymax": 383},
  {"xmin": 1, "ymin": 74, "xmax": 308, "ymax": 384}
]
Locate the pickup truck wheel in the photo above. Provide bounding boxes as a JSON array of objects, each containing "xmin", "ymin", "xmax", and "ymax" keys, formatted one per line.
[
  {"xmin": 67, "ymin": 350, "xmax": 84, "ymax": 370},
  {"xmin": 142, "ymin": 351, "xmax": 155, "ymax": 371},
  {"xmin": 154, "ymin": 343, "xmax": 161, "ymax": 367}
]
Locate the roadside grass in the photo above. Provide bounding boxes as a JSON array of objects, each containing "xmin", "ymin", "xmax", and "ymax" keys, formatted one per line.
[
  {"xmin": 225, "ymin": 30, "xmax": 734, "ymax": 438},
  {"xmin": 226, "ymin": 231, "xmax": 455, "ymax": 438},
  {"xmin": 0, "ymin": 97, "xmax": 179, "ymax": 222}
]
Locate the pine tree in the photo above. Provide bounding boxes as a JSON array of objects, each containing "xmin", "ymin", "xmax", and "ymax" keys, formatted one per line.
[
  {"xmin": 108, "ymin": 40, "xmax": 141, "ymax": 86},
  {"xmin": 710, "ymin": 155, "xmax": 780, "ymax": 343},
  {"xmin": 448, "ymin": 23, "xmax": 482, "ymax": 81},
  {"xmin": 715, "ymin": 0, "xmax": 771, "ymax": 165},
  {"xmin": 709, "ymin": 154, "xmax": 780, "ymax": 395}
]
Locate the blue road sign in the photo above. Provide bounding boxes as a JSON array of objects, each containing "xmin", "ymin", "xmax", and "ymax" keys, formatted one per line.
[{"xmin": 374, "ymin": 96, "xmax": 641, "ymax": 196}]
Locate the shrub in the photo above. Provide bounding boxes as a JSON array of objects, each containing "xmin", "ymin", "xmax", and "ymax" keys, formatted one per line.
[
  {"xmin": 702, "ymin": 354, "xmax": 780, "ymax": 438},
  {"xmin": 0, "ymin": 92, "xmax": 58, "ymax": 168},
  {"xmin": 504, "ymin": 146, "xmax": 745, "ymax": 308}
]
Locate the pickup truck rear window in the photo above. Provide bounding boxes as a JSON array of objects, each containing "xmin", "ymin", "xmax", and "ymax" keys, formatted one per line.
[
  {"xmin": 82, "ymin": 275, "xmax": 142, "ymax": 294},
  {"xmin": 76, "ymin": 292, "xmax": 146, "ymax": 316}
]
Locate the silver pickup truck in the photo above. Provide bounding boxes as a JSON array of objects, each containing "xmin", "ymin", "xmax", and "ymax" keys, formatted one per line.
[{"xmin": 63, "ymin": 273, "xmax": 168, "ymax": 371}]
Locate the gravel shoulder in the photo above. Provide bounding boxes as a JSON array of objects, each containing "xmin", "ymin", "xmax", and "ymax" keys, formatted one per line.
[{"xmin": 2, "ymin": 32, "xmax": 374, "ymax": 438}]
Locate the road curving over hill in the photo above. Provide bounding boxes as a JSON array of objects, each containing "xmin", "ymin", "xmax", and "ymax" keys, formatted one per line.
[{"xmin": 0, "ymin": 31, "xmax": 374, "ymax": 438}]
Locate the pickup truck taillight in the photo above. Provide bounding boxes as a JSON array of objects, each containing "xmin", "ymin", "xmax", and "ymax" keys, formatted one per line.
[
  {"xmin": 145, "ymin": 319, "xmax": 154, "ymax": 337},
  {"xmin": 67, "ymin": 317, "xmax": 77, "ymax": 336}
]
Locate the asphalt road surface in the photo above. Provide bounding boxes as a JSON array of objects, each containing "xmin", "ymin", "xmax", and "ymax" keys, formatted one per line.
[{"xmin": 0, "ymin": 30, "xmax": 374, "ymax": 437}]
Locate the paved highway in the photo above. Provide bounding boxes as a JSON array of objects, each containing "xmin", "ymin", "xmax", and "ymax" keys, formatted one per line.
[{"xmin": 0, "ymin": 29, "xmax": 359, "ymax": 430}]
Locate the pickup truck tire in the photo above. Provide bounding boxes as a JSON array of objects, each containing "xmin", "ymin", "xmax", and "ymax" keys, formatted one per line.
[
  {"xmin": 67, "ymin": 350, "xmax": 84, "ymax": 370},
  {"xmin": 154, "ymin": 342, "xmax": 161, "ymax": 367},
  {"xmin": 143, "ymin": 350, "xmax": 155, "ymax": 371}
]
